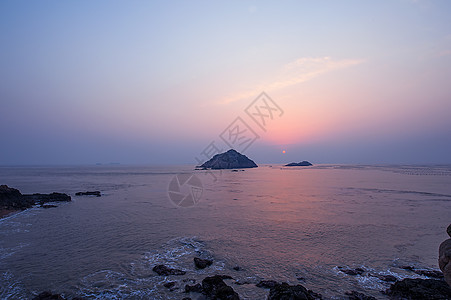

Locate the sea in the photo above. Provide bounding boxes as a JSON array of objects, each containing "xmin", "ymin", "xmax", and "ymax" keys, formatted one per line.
[{"xmin": 0, "ymin": 164, "xmax": 450, "ymax": 299}]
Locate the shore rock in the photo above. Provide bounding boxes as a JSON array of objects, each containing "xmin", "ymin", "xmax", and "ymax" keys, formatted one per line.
[
  {"xmin": 386, "ymin": 278, "xmax": 451, "ymax": 299},
  {"xmin": 256, "ymin": 280, "xmax": 279, "ymax": 289},
  {"xmin": 284, "ymin": 161, "xmax": 313, "ymax": 167},
  {"xmin": 345, "ymin": 291, "xmax": 376, "ymax": 300},
  {"xmin": 337, "ymin": 266, "xmax": 365, "ymax": 276},
  {"xmin": 368, "ymin": 273, "xmax": 397, "ymax": 282},
  {"xmin": 194, "ymin": 257, "xmax": 213, "ymax": 269},
  {"xmin": 199, "ymin": 149, "xmax": 257, "ymax": 170},
  {"xmin": 32, "ymin": 291, "xmax": 85, "ymax": 300},
  {"xmin": 268, "ymin": 282, "xmax": 322, "ymax": 300},
  {"xmin": 75, "ymin": 191, "xmax": 101, "ymax": 197},
  {"xmin": 439, "ymin": 223, "xmax": 451, "ymax": 287},
  {"xmin": 152, "ymin": 264, "xmax": 186, "ymax": 276},
  {"xmin": 201, "ymin": 275, "xmax": 240, "ymax": 299},
  {"xmin": 1, "ymin": 185, "xmax": 71, "ymax": 211},
  {"xmin": 185, "ymin": 283, "xmax": 203, "ymax": 293}
]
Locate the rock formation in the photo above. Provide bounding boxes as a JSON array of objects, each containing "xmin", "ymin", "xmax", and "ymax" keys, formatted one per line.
[
  {"xmin": 199, "ymin": 149, "xmax": 257, "ymax": 169},
  {"xmin": 285, "ymin": 161, "xmax": 313, "ymax": 166},
  {"xmin": 439, "ymin": 224, "xmax": 451, "ymax": 287}
]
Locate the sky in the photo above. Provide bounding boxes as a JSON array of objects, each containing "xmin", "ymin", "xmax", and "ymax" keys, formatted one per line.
[{"xmin": 1, "ymin": 0, "xmax": 451, "ymax": 165}]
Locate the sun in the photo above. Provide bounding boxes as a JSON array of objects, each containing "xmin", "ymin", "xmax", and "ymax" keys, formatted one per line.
[{"xmin": 282, "ymin": 150, "xmax": 286, "ymax": 154}]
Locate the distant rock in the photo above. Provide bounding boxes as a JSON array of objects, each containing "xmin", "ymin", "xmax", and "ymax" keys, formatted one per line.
[
  {"xmin": 337, "ymin": 266, "xmax": 365, "ymax": 276},
  {"xmin": 267, "ymin": 282, "xmax": 322, "ymax": 300},
  {"xmin": 285, "ymin": 161, "xmax": 313, "ymax": 167},
  {"xmin": 194, "ymin": 257, "xmax": 213, "ymax": 269},
  {"xmin": 152, "ymin": 264, "xmax": 186, "ymax": 276},
  {"xmin": 0, "ymin": 185, "xmax": 71, "ymax": 212},
  {"xmin": 75, "ymin": 191, "xmax": 101, "ymax": 197},
  {"xmin": 386, "ymin": 278, "xmax": 451, "ymax": 299},
  {"xmin": 199, "ymin": 149, "xmax": 257, "ymax": 169},
  {"xmin": 201, "ymin": 275, "xmax": 239, "ymax": 300},
  {"xmin": 41, "ymin": 204, "xmax": 58, "ymax": 209},
  {"xmin": 439, "ymin": 223, "xmax": 451, "ymax": 287}
]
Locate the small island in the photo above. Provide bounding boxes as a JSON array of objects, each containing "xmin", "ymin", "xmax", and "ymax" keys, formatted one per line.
[
  {"xmin": 197, "ymin": 149, "xmax": 257, "ymax": 169},
  {"xmin": 285, "ymin": 161, "xmax": 313, "ymax": 167}
]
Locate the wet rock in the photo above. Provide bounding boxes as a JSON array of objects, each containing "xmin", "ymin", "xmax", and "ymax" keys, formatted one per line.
[
  {"xmin": 75, "ymin": 191, "xmax": 101, "ymax": 197},
  {"xmin": 201, "ymin": 275, "xmax": 240, "ymax": 299},
  {"xmin": 233, "ymin": 266, "xmax": 241, "ymax": 271},
  {"xmin": 285, "ymin": 161, "xmax": 313, "ymax": 167},
  {"xmin": 185, "ymin": 283, "xmax": 203, "ymax": 293},
  {"xmin": 194, "ymin": 257, "xmax": 213, "ymax": 269},
  {"xmin": 256, "ymin": 280, "xmax": 279, "ymax": 289},
  {"xmin": 32, "ymin": 292, "xmax": 66, "ymax": 300},
  {"xmin": 439, "ymin": 224, "xmax": 451, "ymax": 287},
  {"xmin": 338, "ymin": 266, "xmax": 365, "ymax": 276},
  {"xmin": 182, "ymin": 298, "xmax": 192, "ymax": 300},
  {"xmin": 199, "ymin": 149, "xmax": 257, "ymax": 169},
  {"xmin": 368, "ymin": 273, "xmax": 397, "ymax": 282},
  {"xmin": 152, "ymin": 264, "xmax": 186, "ymax": 276},
  {"xmin": 386, "ymin": 278, "xmax": 451, "ymax": 299},
  {"xmin": 41, "ymin": 204, "xmax": 58, "ymax": 209},
  {"xmin": 413, "ymin": 269, "xmax": 444, "ymax": 279},
  {"xmin": 268, "ymin": 282, "xmax": 322, "ymax": 300},
  {"xmin": 345, "ymin": 290, "xmax": 377, "ymax": 300},
  {"xmin": 400, "ymin": 265, "xmax": 415, "ymax": 271},
  {"xmin": 163, "ymin": 281, "xmax": 176, "ymax": 289}
]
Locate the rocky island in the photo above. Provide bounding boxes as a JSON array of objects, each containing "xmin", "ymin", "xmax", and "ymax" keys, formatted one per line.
[
  {"xmin": 197, "ymin": 149, "xmax": 257, "ymax": 169},
  {"xmin": 285, "ymin": 161, "xmax": 313, "ymax": 166}
]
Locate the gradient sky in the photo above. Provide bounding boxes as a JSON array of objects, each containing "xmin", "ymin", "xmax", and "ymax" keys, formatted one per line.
[{"xmin": 1, "ymin": 0, "xmax": 451, "ymax": 165}]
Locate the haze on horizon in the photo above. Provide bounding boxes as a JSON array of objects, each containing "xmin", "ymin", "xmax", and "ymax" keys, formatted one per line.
[{"xmin": 1, "ymin": 1, "xmax": 451, "ymax": 165}]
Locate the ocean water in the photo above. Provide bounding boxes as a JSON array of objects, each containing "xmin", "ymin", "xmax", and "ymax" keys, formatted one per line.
[{"xmin": 0, "ymin": 164, "xmax": 450, "ymax": 299}]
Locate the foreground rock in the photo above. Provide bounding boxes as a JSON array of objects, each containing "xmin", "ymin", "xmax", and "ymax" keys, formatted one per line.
[
  {"xmin": 198, "ymin": 149, "xmax": 257, "ymax": 169},
  {"xmin": 75, "ymin": 191, "xmax": 101, "ymax": 197},
  {"xmin": 194, "ymin": 257, "xmax": 213, "ymax": 269},
  {"xmin": 285, "ymin": 161, "xmax": 313, "ymax": 167},
  {"xmin": 202, "ymin": 275, "xmax": 239, "ymax": 299},
  {"xmin": 268, "ymin": 282, "xmax": 322, "ymax": 300},
  {"xmin": 0, "ymin": 185, "xmax": 71, "ymax": 212},
  {"xmin": 153, "ymin": 264, "xmax": 186, "ymax": 275},
  {"xmin": 439, "ymin": 224, "xmax": 451, "ymax": 287},
  {"xmin": 386, "ymin": 278, "xmax": 451, "ymax": 299},
  {"xmin": 345, "ymin": 291, "xmax": 376, "ymax": 300},
  {"xmin": 32, "ymin": 291, "xmax": 84, "ymax": 300}
]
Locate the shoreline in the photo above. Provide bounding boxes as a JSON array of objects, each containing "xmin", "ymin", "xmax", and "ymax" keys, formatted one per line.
[{"xmin": 0, "ymin": 208, "xmax": 21, "ymax": 219}]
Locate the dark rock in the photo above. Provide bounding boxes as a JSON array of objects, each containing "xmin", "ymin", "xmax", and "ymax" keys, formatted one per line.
[
  {"xmin": 199, "ymin": 149, "xmax": 257, "ymax": 169},
  {"xmin": 194, "ymin": 257, "xmax": 213, "ymax": 269},
  {"xmin": 1, "ymin": 185, "xmax": 71, "ymax": 211},
  {"xmin": 439, "ymin": 224, "xmax": 451, "ymax": 287},
  {"xmin": 413, "ymin": 269, "xmax": 444, "ymax": 279},
  {"xmin": 256, "ymin": 280, "xmax": 279, "ymax": 289},
  {"xmin": 218, "ymin": 275, "xmax": 234, "ymax": 280},
  {"xmin": 23, "ymin": 192, "xmax": 71, "ymax": 205},
  {"xmin": 234, "ymin": 281, "xmax": 251, "ymax": 285},
  {"xmin": 185, "ymin": 283, "xmax": 203, "ymax": 293},
  {"xmin": 201, "ymin": 275, "xmax": 240, "ymax": 299},
  {"xmin": 268, "ymin": 282, "xmax": 322, "ymax": 300},
  {"xmin": 233, "ymin": 266, "xmax": 241, "ymax": 271},
  {"xmin": 32, "ymin": 291, "xmax": 66, "ymax": 300},
  {"xmin": 163, "ymin": 281, "xmax": 176, "ymax": 289},
  {"xmin": 338, "ymin": 266, "xmax": 365, "ymax": 276},
  {"xmin": 75, "ymin": 191, "xmax": 101, "ymax": 197},
  {"xmin": 182, "ymin": 298, "xmax": 192, "ymax": 300},
  {"xmin": 401, "ymin": 265, "xmax": 415, "ymax": 271},
  {"xmin": 284, "ymin": 161, "xmax": 313, "ymax": 167},
  {"xmin": 0, "ymin": 185, "xmax": 34, "ymax": 210},
  {"xmin": 152, "ymin": 264, "xmax": 186, "ymax": 276},
  {"xmin": 386, "ymin": 278, "xmax": 451, "ymax": 299},
  {"xmin": 345, "ymin": 290, "xmax": 377, "ymax": 300},
  {"xmin": 41, "ymin": 204, "xmax": 58, "ymax": 209},
  {"xmin": 368, "ymin": 273, "xmax": 397, "ymax": 282}
]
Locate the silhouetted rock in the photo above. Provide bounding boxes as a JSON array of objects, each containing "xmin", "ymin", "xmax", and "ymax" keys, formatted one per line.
[
  {"xmin": 75, "ymin": 191, "xmax": 101, "ymax": 197},
  {"xmin": 185, "ymin": 283, "xmax": 203, "ymax": 293},
  {"xmin": 345, "ymin": 290, "xmax": 376, "ymax": 300},
  {"xmin": 338, "ymin": 266, "xmax": 365, "ymax": 276},
  {"xmin": 386, "ymin": 278, "xmax": 451, "ymax": 299},
  {"xmin": 41, "ymin": 204, "xmax": 58, "ymax": 209},
  {"xmin": 1, "ymin": 185, "xmax": 71, "ymax": 212},
  {"xmin": 413, "ymin": 269, "xmax": 444, "ymax": 279},
  {"xmin": 201, "ymin": 275, "xmax": 240, "ymax": 299},
  {"xmin": 267, "ymin": 282, "xmax": 322, "ymax": 300},
  {"xmin": 439, "ymin": 223, "xmax": 451, "ymax": 287},
  {"xmin": 32, "ymin": 291, "xmax": 66, "ymax": 300},
  {"xmin": 285, "ymin": 161, "xmax": 313, "ymax": 167},
  {"xmin": 256, "ymin": 280, "xmax": 278, "ymax": 289},
  {"xmin": 199, "ymin": 149, "xmax": 257, "ymax": 169},
  {"xmin": 194, "ymin": 257, "xmax": 213, "ymax": 269},
  {"xmin": 163, "ymin": 281, "xmax": 176, "ymax": 289},
  {"xmin": 368, "ymin": 273, "xmax": 397, "ymax": 282},
  {"xmin": 233, "ymin": 266, "xmax": 241, "ymax": 271},
  {"xmin": 152, "ymin": 264, "xmax": 186, "ymax": 276}
]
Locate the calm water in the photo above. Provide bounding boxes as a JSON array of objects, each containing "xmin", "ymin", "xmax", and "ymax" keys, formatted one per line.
[{"xmin": 0, "ymin": 164, "xmax": 450, "ymax": 299}]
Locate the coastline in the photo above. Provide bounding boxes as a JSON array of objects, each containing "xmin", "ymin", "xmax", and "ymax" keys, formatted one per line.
[{"xmin": 0, "ymin": 208, "xmax": 21, "ymax": 219}]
